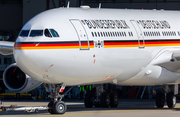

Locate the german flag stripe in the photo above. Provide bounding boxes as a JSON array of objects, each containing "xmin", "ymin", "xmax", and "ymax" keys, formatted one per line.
[
  {"xmin": 104, "ymin": 39, "xmax": 180, "ymax": 48},
  {"xmin": 14, "ymin": 41, "xmax": 94, "ymax": 50},
  {"xmin": 14, "ymin": 39, "xmax": 180, "ymax": 50}
]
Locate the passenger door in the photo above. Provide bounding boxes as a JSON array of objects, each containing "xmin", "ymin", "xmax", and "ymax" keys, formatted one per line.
[
  {"xmin": 130, "ymin": 20, "xmax": 145, "ymax": 48},
  {"xmin": 70, "ymin": 19, "xmax": 89, "ymax": 50}
]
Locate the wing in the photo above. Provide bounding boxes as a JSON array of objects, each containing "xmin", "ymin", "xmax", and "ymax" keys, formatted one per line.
[
  {"xmin": 0, "ymin": 41, "xmax": 14, "ymax": 55},
  {"xmin": 153, "ymin": 50, "xmax": 180, "ymax": 72}
]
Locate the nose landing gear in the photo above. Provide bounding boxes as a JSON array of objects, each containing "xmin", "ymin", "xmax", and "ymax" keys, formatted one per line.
[{"xmin": 46, "ymin": 83, "xmax": 67, "ymax": 114}]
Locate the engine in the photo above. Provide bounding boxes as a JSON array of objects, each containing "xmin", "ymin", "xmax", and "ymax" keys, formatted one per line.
[{"xmin": 3, "ymin": 63, "xmax": 42, "ymax": 93}]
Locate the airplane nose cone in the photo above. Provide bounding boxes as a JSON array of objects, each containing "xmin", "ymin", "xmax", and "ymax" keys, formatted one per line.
[{"xmin": 13, "ymin": 47, "xmax": 41, "ymax": 79}]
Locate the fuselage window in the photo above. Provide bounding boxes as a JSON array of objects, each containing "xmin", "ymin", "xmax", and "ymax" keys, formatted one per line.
[
  {"xmin": 149, "ymin": 32, "xmax": 151, "ymax": 36},
  {"xmin": 124, "ymin": 32, "xmax": 126, "ymax": 36},
  {"xmin": 91, "ymin": 32, "xmax": 94, "ymax": 37},
  {"xmin": 101, "ymin": 32, "xmax": 103, "ymax": 37},
  {"xmin": 44, "ymin": 29, "xmax": 52, "ymax": 37},
  {"xmin": 178, "ymin": 32, "xmax": 180, "ymax": 36},
  {"xmin": 122, "ymin": 32, "xmax": 124, "ymax": 37},
  {"xmin": 106, "ymin": 32, "xmax": 108, "ymax": 37},
  {"xmin": 108, "ymin": 32, "xmax": 110, "ymax": 37},
  {"xmin": 98, "ymin": 32, "xmax": 100, "ymax": 37},
  {"xmin": 19, "ymin": 30, "xmax": 30, "ymax": 37},
  {"xmin": 120, "ymin": 32, "xmax": 122, "ymax": 36},
  {"xmin": 143, "ymin": 32, "xmax": 146, "ymax": 36},
  {"xmin": 113, "ymin": 32, "xmax": 115, "ymax": 37},
  {"xmin": 103, "ymin": 32, "xmax": 106, "ymax": 37},
  {"xmin": 115, "ymin": 32, "xmax": 118, "ymax": 37},
  {"xmin": 110, "ymin": 32, "xmax": 112, "ymax": 37},
  {"xmin": 117, "ymin": 32, "xmax": 119, "ymax": 36},
  {"xmin": 95, "ymin": 32, "xmax": 97, "ymax": 37},
  {"xmin": 112, "ymin": 32, "xmax": 115, "ymax": 37},
  {"xmin": 49, "ymin": 29, "xmax": 59, "ymax": 37},
  {"xmin": 30, "ymin": 30, "xmax": 43, "ymax": 37}
]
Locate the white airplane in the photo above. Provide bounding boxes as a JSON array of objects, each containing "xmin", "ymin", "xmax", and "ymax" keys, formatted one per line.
[{"xmin": 0, "ymin": 6, "xmax": 180, "ymax": 114}]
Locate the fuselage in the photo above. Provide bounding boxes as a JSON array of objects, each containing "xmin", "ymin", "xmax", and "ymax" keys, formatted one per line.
[{"xmin": 13, "ymin": 8, "xmax": 180, "ymax": 86}]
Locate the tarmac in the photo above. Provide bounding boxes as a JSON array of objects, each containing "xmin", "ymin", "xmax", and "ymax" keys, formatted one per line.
[{"xmin": 0, "ymin": 99, "xmax": 180, "ymax": 117}]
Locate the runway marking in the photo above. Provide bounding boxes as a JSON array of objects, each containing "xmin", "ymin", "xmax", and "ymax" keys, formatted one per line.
[{"xmin": 41, "ymin": 110, "xmax": 138, "ymax": 117}]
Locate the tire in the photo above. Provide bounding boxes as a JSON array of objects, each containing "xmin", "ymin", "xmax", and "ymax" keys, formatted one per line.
[
  {"xmin": 167, "ymin": 92, "xmax": 176, "ymax": 108},
  {"xmin": 100, "ymin": 92, "xmax": 110, "ymax": 108},
  {"xmin": 110, "ymin": 92, "xmax": 119, "ymax": 108},
  {"xmin": 35, "ymin": 109, "xmax": 39, "ymax": 113},
  {"xmin": 53, "ymin": 101, "xmax": 67, "ymax": 114},
  {"xmin": 84, "ymin": 92, "xmax": 94, "ymax": 108},
  {"xmin": 156, "ymin": 92, "xmax": 165, "ymax": 108},
  {"xmin": 48, "ymin": 101, "xmax": 56, "ymax": 114}
]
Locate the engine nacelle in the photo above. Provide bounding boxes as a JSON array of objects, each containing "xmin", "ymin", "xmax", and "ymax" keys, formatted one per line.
[{"xmin": 3, "ymin": 63, "xmax": 42, "ymax": 93}]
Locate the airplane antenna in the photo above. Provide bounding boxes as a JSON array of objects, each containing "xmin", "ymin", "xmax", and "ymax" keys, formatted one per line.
[
  {"xmin": 99, "ymin": 3, "xmax": 101, "ymax": 9},
  {"xmin": 67, "ymin": 1, "xmax": 70, "ymax": 8}
]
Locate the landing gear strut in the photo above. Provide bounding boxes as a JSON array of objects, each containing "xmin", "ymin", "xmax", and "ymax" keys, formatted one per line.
[
  {"xmin": 84, "ymin": 84, "xmax": 119, "ymax": 108},
  {"xmin": 45, "ymin": 83, "xmax": 67, "ymax": 114},
  {"xmin": 155, "ymin": 85, "xmax": 176, "ymax": 109}
]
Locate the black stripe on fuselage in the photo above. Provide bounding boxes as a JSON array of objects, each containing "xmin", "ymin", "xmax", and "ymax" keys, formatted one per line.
[{"xmin": 15, "ymin": 41, "xmax": 94, "ymax": 44}]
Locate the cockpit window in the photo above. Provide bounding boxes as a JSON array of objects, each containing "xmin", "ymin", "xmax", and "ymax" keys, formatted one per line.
[
  {"xmin": 30, "ymin": 30, "xmax": 43, "ymax": 37},
  {"xmin": 49, "ymin": 29, "xmax": 59, "ymax": 37},
  {"xmin": 19, "ymin": 30, "xmax": 30, "ymax": 37},
  {"xmin": 44, "ymin": 29, "xmax": 52, "ymax": 37}
]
